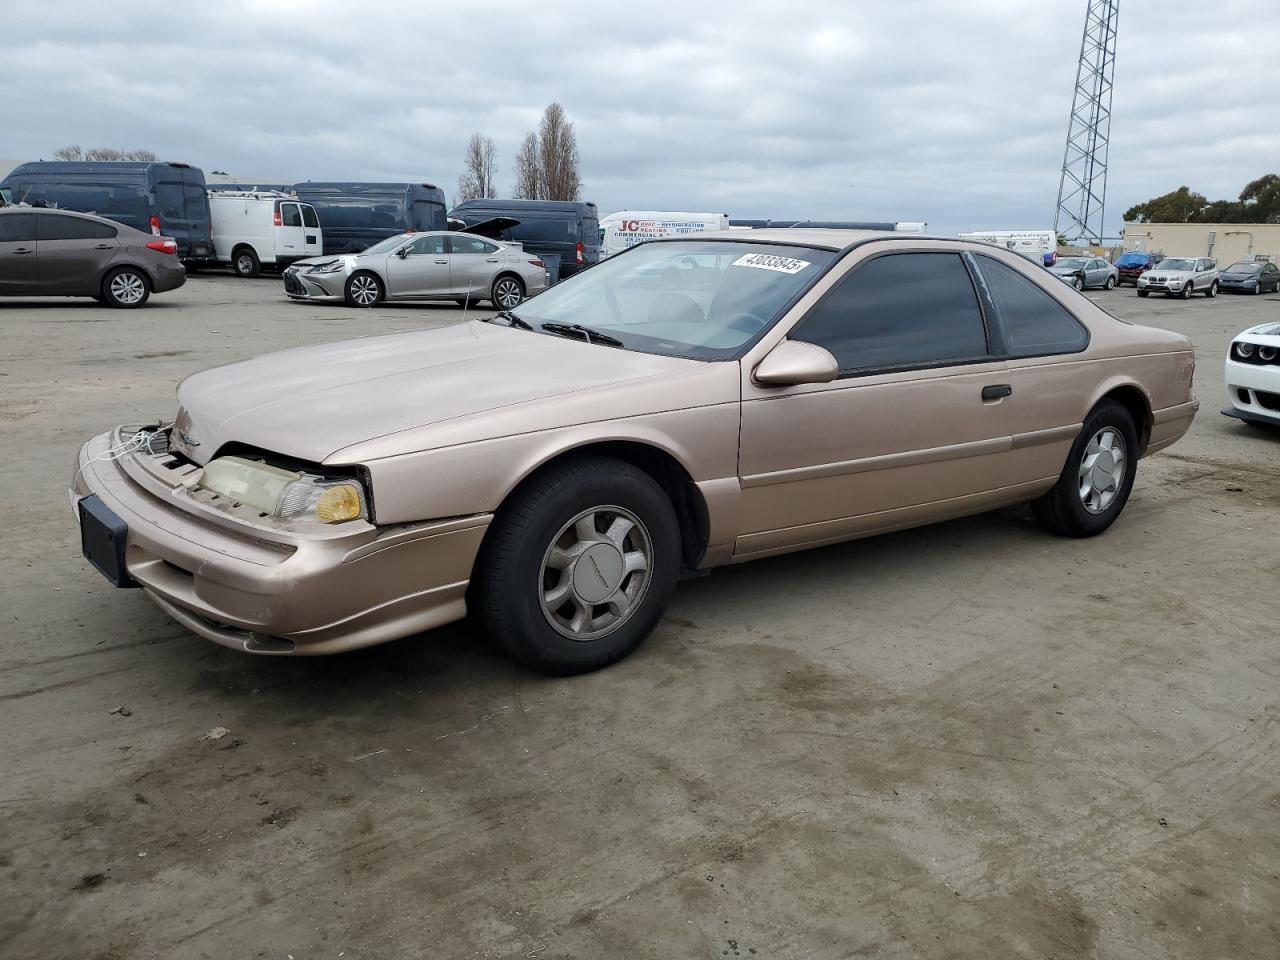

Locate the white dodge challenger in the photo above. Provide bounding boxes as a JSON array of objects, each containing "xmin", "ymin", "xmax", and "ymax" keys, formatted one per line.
[{"xmin": 1224, "ymin": 322, "xmax": 1280, "ymax": 427}]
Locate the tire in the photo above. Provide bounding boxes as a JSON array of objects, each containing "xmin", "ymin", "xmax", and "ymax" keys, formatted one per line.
[
  {"xmin": 233, "ymin": 247, "xmax": 261, "ymax": 279},
  {"xmin": 1179, "ymin": 282, "xmax": 1193, "ymax": 300},
  {"xmin": 1204, "ymin": 280, "xmax": 1218, "ymax": 298},
  {"xmin": 344, "ymin": 271, "xmax": 383, "ymax": 308},
  {"xmin": 1072, "ymin": 275, "xmax": 1084, "ymax": 291},
  {"xmin": 1031, "ymin": 399, "xmax": 1138, "ymax": 538},
  {"xmin": 491, "ymin": 274, "xmax": 525, "ymax": 310},
  {"xmin": 1254, "ymin": 283, "xmax": 1264, "ymax": 296},
  {"xmin": 1137, "ymin": 289, "xmax": 1149, "ymax": 298},
  {"xmin": 101, "ymin": 267, "xmax": 150, "ymax": 308},
  {"xmin": 471, "ymin": 456, "xmax": 681, "ymax": 676},
  {"xmin": 1104, "ymin": 275, "xmax": 1116, "ymax": 290}
]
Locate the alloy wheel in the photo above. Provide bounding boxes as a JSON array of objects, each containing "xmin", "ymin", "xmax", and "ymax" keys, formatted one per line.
[
  {"xmin": 494, "ymin": 277, "xmax": 523, "ymax": 309},
  {"xmin": 539, "ymin": 505, "xmax": 653, "ymax": 641},
  {"xmin": 109, "ymin": 272, "xmax": 146, "ymax": 304},
  {"xmin": 350, "ymin": 275, "xmax": 379, "ymax": 306},
  {"xmin": 1078, "ymin": 427, "xmax": 1127, "ymax": 515},
  {"xmin": 237, "ymin": 254, "xmax": 255, "ymax": 275}
]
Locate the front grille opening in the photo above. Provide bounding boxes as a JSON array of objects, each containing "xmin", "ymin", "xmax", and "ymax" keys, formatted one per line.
[
  {"xmin": 1237, "ymin": 388, "xmax": 1253, "ymax": 404},
  {"xmin": 1256, "ymin": 390, "xmax": 1280, "ymax": 412}
]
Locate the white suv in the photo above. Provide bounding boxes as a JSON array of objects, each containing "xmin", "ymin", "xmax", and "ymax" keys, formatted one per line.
[{"xmin": 1137, "ymin": 256, "xmax": 1218, "ymax": 299}]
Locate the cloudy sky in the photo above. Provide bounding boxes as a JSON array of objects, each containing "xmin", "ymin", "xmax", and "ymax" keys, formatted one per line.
[{"xmin": 4, "ymin": 0, "xmax": 1278, "ymax": 236}]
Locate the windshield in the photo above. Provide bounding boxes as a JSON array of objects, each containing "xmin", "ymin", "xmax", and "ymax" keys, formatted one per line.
[
  {"xmin": 516, "ymin": 240, "xmax": 838, "ymax": 360},
  {"xmin": 358, "ymin": 234, "xmax": 411, "ymax": 256},
  {"xmin": 1157, "ymin": 258, "xmax": 1195, "ymax": 271},
  {"xmin": 1056, "ymin": 258, "xmax": 1087, "ymax": 269},
  {"xmin": 1225, "ymin": 262, "xmax": 1262, "ymax": 274}
]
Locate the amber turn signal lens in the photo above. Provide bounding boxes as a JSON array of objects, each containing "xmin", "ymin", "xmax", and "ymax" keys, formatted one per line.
[{"xmin": 315, "ymin": 484, "xmax": 362, "ymax": 523}]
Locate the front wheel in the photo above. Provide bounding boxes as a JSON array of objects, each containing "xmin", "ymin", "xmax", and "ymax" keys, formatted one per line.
[
  {"xmin": 1072, "ymin": 275, "xmax": 1084, "ymax": 291},
  {"xmin": 491, "ymin": 275, "xmax": 524, "ymax": 310},
  {"xmin": 344, "ymin": 272, "xmax": 384, "ymax": 307},
  {"xmin": 471, "ymin": 456, "xmax": 680, "ymax": 675},
  {"xmin": 102, "ymin": 267, "xmax": 150, "ymax": 308},
  {"xmin": 1137, "ymin": 289, "xmax": 1149, "ymax": 297},
  {"xmin": 1180, "ymin": 282, "xmax": 1193, "ymax": 300},
  {"xmin": 1204, "ymin": 280, "xmax": 1218, "ymax": 298},
  {"xmin": 1031, "ymin": 399, "xmax": 1138, "ymax": 538}
]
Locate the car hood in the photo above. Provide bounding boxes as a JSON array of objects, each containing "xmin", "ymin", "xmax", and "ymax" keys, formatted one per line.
[
  {"xmin": 1236, "ymin": 322, "xmax": 1280, "ymax": 341},
  {"xmin": 1049, "ymin": 265, "xmax": 1084, "ymax": 275},
  {"xmin": 172, "ymin": 322, "xmax": 710, "ymax": 465},
  {"xmin": 288, "ymin": 254, "xmax": 356, "ymax": 272},
  {"xmin": 1147, "ymin": 268, "xmax": 1194, "ymax": 278}
]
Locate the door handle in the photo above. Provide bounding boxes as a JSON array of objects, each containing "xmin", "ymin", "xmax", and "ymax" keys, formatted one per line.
[
  {"xmin": 434, "ymin": 259, "xmax": 448, "ymax": 264},
  {"xmin": 982, "ymin": 384, "xmax": 1012, "ymax": 401},
  {"xmin": 94, "ymin": 244, "xmax": 113, "ymax": 250},
  {"xmin": 12, "ymin": 247, "xmax": 33, "ymax": 255},
  {"xmin": 486, "ymin": 258, "xmax": 500, "ymax": 262}
]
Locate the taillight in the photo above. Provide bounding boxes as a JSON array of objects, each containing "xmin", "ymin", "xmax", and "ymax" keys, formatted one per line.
[
  {"xmin": 146, "ymin": 239, "xmax": 177, "ymax": 255},
  {"xmin": 149, "ymin": 215, "xmax": 161, "ymax": 236},
  {"xmin": 273, "ymin": 208, "xmax": 282, "ymax": 227},
  {"xmin": 575, "ymin": 242, "xmax": 584, "ymax": 264},
  {"xmin": 529, "ymin": 258, "xmax": 545, "ymax": 268}
]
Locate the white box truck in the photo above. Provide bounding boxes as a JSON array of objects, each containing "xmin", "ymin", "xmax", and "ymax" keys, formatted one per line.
[
  {"xmin": 208, "ymin": 191, "xmax": 323, "ymax": 277},
  {"xmin": 958, "ymin": 230, "xmax": 1057, "ymax": 265},
  {"xmin": 600, "ymin": 211, "xmax": 730, "ymax": 258}
]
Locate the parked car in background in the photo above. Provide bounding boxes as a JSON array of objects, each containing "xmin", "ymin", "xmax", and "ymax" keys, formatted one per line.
[
  {"xmin": 1218, "ymin": 260, "xmax": 1280, "ymax": 295},
  {"xmin": 450, "ymin": 199, "xmax": 601, "ymax": 280},
  {"xmin": 283, "ymin": 230, "xmax": 547, "ymax": 308},
  {"xmin": 600, "ymin": 211, "xmax": 729, "ymax": 258},
  {"xmin": 1049, "ymin": 256, "xmax": 1118, "ymax": 291},
  {"xmin": 209, "ymin": 191, "xmax": 322, "ymax": 277},
  {"xmin": 1137, "ymin": 257, "xmax": 1218, "ymax": 299},
  {"xmin": 291, "ymin": 182, "xmax": 447, "ymax": 256},
  {"xmin": 1114, "ymin": 251, "xmax": 1160, "ymax": 286},
  {"xmin": 72, "ymin": 230, "xmax": 1197, "ymax": 675},
  {"xmin": 0, "ymin": 207, "xmax": 184, "ymax": 307},
  {"xmin": 0, "ymin": 161, "xmax": 214, "ymax": 265},
  {"xmin": 1223, "ymin": 322, "xmax": 1280, "ymax": 427}
]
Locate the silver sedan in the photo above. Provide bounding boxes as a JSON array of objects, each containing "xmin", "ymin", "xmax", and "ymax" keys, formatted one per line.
[{"xmin": 283, "ymin": 231, "xmax": 549, "ymax": 308}]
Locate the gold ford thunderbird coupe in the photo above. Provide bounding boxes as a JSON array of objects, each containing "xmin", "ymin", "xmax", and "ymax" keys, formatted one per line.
[{"xmin": 72, "ymin": 231, "xmax": 1198, "ymax": 674}]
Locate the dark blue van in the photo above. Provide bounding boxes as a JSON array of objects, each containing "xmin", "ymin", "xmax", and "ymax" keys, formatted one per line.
[
  {"xmin": 0, "ymin": 161, "xmax": 214, "ymax": 262},
  {"xmin": 449, "ymin": 199, "xmax": 600, "ymax": 279},
  {"xmin": 291, "ymin": 182, "xmax": 447, "ymax": 255}
]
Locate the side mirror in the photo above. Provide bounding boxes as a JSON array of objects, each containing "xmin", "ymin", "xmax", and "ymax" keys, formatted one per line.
[
  {"xmin": 752, "ymin": 340, "xmax": 839, "ymax": 387},
  {"xmin": 396, "ymin": 246, "xmax": 411, "ymax": 259}
]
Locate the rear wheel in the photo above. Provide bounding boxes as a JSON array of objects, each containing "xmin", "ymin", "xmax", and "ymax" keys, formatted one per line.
[
  {"xmin": 101, "ymin": 267, "xmax": 150, "ymax": 308},
  {"xmin": 491, "ymin": 274, "xmax": 524, "ymax": 310},
  {"xmin": 1104, "ymin": 275, "xmax": 1116, "ymax": 290},
  {"xmin": 1204, "ymin": 280, "xmax": 1218, "ymax": 298},
  {"xmin": 344, "ymin": 271, "xmax": 384, "ymax": 307},
  {"xmin": 471, "ymin": 456, "xmax": 680, "ymax": 675},
  {"xmin": 233, "ymin": 247, "xmax": 261, "ymax": 279},
  {"xmin": 1031, "ymin": 399, "xmax": 1138, "ymax": 538}
]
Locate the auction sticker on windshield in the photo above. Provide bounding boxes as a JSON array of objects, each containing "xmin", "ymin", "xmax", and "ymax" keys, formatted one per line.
[{"xmin": 731, "ymin": 253, "xmax": 812, "ymax": 275}]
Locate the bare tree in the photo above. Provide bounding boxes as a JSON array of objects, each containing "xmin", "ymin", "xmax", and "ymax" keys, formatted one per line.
[
  {"xmin": 512, "ymin": 103, "xmax": 583, "ymax": 201},
  {"xmin": 513, "ymin": 132, "xmax": 541, "ymax": 199},
  {"xmin": 537, "ymin": 103, "xmax": 581, "ymax": 202},
  {"xmin": 53, "ymin": 145, "xmax": 156, "ymax": 162},
  {"xmin": 457, "ymin": 133, "xmax": 498, "ymax": 202}
]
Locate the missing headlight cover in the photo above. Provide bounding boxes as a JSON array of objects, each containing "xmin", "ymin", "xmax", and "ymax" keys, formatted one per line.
[{"xmin": 197, "ymin": 456, "xmax": 367, "ymax": 523}]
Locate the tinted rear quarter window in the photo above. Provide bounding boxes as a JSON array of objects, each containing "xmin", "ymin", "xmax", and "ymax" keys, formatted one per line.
[
  {"xmin": 977, "ymin": 256, "xmax": 1088, "ymax": 357},
  {"xmin": 451, "ymin": 236, "xmax": 498, "ymax": 255},
  {"xmin": 38, "ymin": 214, "xmax": 117, "ymax": 241},
  {"xmin": 793, "ymin": 252, "xmax": 988, "ymax": 373}
]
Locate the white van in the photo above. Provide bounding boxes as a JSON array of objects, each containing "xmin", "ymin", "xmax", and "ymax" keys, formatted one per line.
[
  {"xmin": 600, "ymin": 211, "xmax": 730, "ymax": 258},
  {"xmin": 208, "ymin": 191, "xmax": 322, "ymax": 277},
  {"xmin": 958, "ymin": 230, "xmax": 1056, "ymax": 265}
]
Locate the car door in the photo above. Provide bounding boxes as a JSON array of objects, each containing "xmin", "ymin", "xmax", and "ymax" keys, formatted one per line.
[
  {"xmin": 299, "ymin": 204, "xmax": 322, "ymax": 258},
  {"xmin": 275, "ymin": 202, "xmax": 307, "ymax": 263},
  {"xmin": 1266, "ymin": 263, "xmax": 1280, "ymax": 292},
  {"xmin": 0, "ymin": 212, "xmax": 38, "ymax": 293},
  {"xmin": 382, "ymin": 234, "xmax": 449, "ymax": 298},
  {"xmin": 36, "ymin": 212, "xmax": 120, "ymax": 294},
  {"xmin": 736, "ymin": 247, "xmax": 1014, "ymax": 558},
  {"xmin": 447, "ymin": 234, "xmax": 503, "ymax": 298},
  {"xmin": 1194, "ymin": 259, "xmax": 1212, "ymax": 290}
]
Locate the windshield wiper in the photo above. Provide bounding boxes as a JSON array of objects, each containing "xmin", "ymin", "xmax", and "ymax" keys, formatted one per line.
[
  {"xmin": 540, "ymin": 322, "xmax": 624, "ymax": 348},
  {"xmin": 481, "ymin": 310, "xmax": 532, "ymax": 330}
]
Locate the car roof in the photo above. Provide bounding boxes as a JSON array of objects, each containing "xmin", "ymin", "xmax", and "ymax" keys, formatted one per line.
[
  {"xmin": 651, "ymin": 228, "xmax": 977, "ymax": 251},
  {"xmin": 0, "ymin": 206, "xmax": 118, "ymax": 226}
]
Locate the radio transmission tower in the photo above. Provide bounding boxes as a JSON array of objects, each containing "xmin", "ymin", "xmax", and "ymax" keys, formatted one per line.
[{"xmin": 1054, "ymin": 0, "xmax": 1119, "ymax": 245}]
